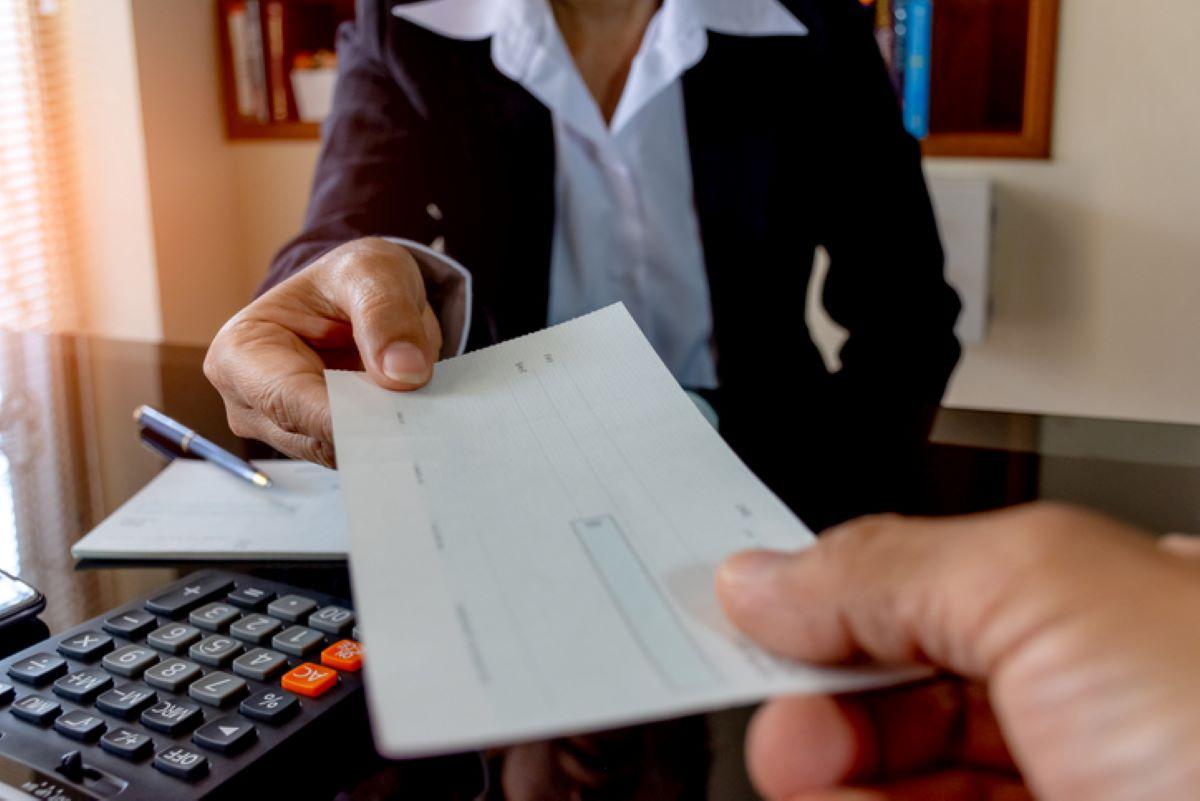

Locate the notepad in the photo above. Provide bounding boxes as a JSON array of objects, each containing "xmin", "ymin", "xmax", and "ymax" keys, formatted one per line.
[
  {"xmin": 71, "ymin": 460, "xmax": 347, "ymax": 560},
  {"xmin": 327, "ymin": 304, "xmax": 925, "ymax": 757}
]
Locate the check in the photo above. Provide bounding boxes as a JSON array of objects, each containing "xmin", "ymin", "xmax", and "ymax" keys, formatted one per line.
[{"xmin": 327, "ymin": 304, "xmax": 923, "ymax": 757}]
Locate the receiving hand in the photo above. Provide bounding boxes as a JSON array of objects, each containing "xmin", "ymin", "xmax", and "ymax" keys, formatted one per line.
[
  {"xmin": 716, "ymin": 503, "xmax": 1200, "ymax": 801},
  {"xmin": 204, "ymin": 238, "xmax": 442, "ymax": 466}
]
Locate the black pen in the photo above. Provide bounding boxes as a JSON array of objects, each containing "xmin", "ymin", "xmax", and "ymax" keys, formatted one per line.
[{"xmin": 133, "ymin": 405, "xmax": 272, "ymax": 488}]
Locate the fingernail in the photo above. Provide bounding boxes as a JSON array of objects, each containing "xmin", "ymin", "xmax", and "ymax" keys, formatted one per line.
[
  {"xmin": 381, "ymin": 342, "xmax": 429, "ymax": 384},
  {"xmin": 717, "ymin": 550, "xmax": 789, "ymax": 593}
]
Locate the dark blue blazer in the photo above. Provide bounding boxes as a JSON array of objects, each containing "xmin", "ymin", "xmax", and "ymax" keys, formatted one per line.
[{"xmin": 264, "ymin": 0, "xmax": 962, "ymax": 529}]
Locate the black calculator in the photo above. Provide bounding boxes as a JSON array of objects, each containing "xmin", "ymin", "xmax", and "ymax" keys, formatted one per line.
[{"xmin": 0, "ymin": 570, "xmax": 366, "ymax": 800}]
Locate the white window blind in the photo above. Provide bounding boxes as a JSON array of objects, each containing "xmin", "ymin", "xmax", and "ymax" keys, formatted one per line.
[{"xmin": 0, "ymin": 0, "xmax": 77, "ymax": 331}]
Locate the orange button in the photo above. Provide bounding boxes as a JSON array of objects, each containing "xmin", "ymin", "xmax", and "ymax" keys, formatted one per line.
[
  {"xmin": 281, "ymin": 662, "xmax": 338, "ymax": 698},
  {"xmin": 321, "ymin": 639, "xmax": 363, "ymax": 672}
]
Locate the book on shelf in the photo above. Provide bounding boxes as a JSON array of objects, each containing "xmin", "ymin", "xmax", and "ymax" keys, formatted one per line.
[
  {"xmin": 264, "ymin": 0, "xmax": 292, "ymax": 122},
  {"xmin": 225, "ymin": 0, "xmax": 268, "ymax": 122},
  {"xmin": 864, "ymin": 0, "xmax": 933, "ymax": 140}
]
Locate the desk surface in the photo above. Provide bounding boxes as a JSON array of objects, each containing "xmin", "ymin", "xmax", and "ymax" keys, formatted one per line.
[{"xmin": 0, "ymin": 327, "xmax": 1197, "ymax": 799}]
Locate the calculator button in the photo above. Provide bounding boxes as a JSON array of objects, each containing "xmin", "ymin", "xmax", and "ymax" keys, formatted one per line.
[
  {"xmin": 52, "ymin": 668, "xmax": 113, "ymax": 703},
  {"xmin": 352, "ymin": 625, "xmax": 362, "ymax": 641},
  {"xmin": 229, "ymin": 614, "xmax": 282, "ymax": 645},
  {"xmin": 189, "ymin": 635, "xmax": 242, "ymax": 667},
  {"xmin": 101, "ymin": 726, "xmax": 154, "ymax": 761},
  {"xmin": 144, "ymin": 658, "xmax": 203, "ymax": 693},
  {"xmin": 147, "ymin": 623, "xmax": 203, "ymax": 654},
  {"xmin": 8, "ymin": 653, "xmax": 68, "ymax": 686},
  {"xmin": 53, "ymin": 709, "xmax": 107, "ymax": 742},
  {"xmin": 281, "ymin": 663, "xmax": 338, "ymax": 698},
  {"xmin": 95, "ymin": 683, "xmax": 157, "ymax": 719},
  {"xmin": 12, "ymin": 694, "xmax": 61, "ymax": 725},
  {"xmin": 57, "ymin": 630, "xmax": 114, "ymax": 661},
  {"xmin": 321, "ymin": 640, "xmax": 364, "ymax": 673},
  {"xmin": 146, "ymin": 576, "xmax": 233, "ymax": 618},
  {"xmin": 0, "ymin": 681, "xmax": 13, "ymax": 705},
  {"xmin": 188, "ymin": 671, "xmax": 248, "ymax": 708},
  {"xmin": 272, "ymin": 626, "xmax": 324, "ymax": 657},
  {"xmin": 154, "ymin": 745, "xmax": 209, "ymax": 781},
  {"xmin": 102, "ymin": 609, "xmax": 157, "ymax": 639},
  {"xmin": 141, "ymin": 699, "xmax": 203, "ymax": 735},
  {"xmin": 308, "ymin": 605, "xmax": 355, "ymax": 635},
  {"xmin": 189, "ymin": 602, "xmax": 240, "ymax": 632},
  {"xmin": 227, "ymin": 585, "xmax": 275, "ymax": 610},
  {"xmin": 267, "ymin": 594, "xmax": 318, "ymax": 623},
  {"xmin": 192, "ymin": 715, "xmax": 257, "ymax": 755},
  {"xmin": 232, "ymin": 648, "xmax": 288, "ymax": 681},
  {"xmin": 102, "ymin": 645, "xmax": 158, "ymax": 678},
  {"xmin": 238, "ymin": 688, "xmax": 298, "ymax": 724}
]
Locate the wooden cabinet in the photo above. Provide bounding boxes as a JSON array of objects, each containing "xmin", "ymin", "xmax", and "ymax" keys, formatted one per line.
[{"xmin": 922, "ymin": 0, "xmax": 1060, "ymax": 158}]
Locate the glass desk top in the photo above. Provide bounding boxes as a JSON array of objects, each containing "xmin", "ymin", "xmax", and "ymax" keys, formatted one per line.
[{"xmin": 0, "ymin": 327, "xmax": 1197, "ymax": 799}]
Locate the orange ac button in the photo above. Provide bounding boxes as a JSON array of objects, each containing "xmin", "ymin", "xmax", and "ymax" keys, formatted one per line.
[
  {"xmin": 321, "ymin": 639, "xmax": 363, "ymax": 672},
  {"xmin": 282, "ymin": 662, "xmax": 338, "ymax": 698}
]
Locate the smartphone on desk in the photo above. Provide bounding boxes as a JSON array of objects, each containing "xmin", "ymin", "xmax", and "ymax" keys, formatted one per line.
[{"xmin": 0, "ymin": 570, "xmax": 44, "ymax": 630}]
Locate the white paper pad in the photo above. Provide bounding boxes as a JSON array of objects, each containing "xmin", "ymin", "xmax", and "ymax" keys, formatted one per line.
[
  {"xmin": 71, "ymin": 460, "xmax": 347, "ymax": 560},
  {"xmin": 327, "ymin": 304, "xmax": 923, "ymax": 757}
]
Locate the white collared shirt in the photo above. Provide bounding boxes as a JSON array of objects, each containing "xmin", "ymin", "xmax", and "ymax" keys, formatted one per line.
[{"xmin": 392, "ymin": 0, "xmax": 807, "ymax": 386}]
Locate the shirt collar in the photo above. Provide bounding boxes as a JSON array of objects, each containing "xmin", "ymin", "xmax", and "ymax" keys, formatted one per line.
[
  {"xmin": 391, "ymin": 0, "xmax": 809, "ymax": 41},
  {"xmin": 392, "ymin": 0, "xmax": 807, "ymax": 138}
]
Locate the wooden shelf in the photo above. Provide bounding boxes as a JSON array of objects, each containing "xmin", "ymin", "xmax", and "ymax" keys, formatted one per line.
[
  {"xmin": 218, "ymin": 0, "xmax": 1061, "ymax": 159},
  {"xmin": 921, "ymin": 0, "xmax": 1060, "ymax": 159},
  {"xmin": 216, "ymin": 0, "xmax": 351, "ymax": 141}
]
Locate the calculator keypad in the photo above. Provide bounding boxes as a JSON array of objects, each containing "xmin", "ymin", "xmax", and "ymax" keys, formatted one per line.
[
  {"xmin": 188, "ymin": 636, "xmax": 242, "ymax": 668},
  {"xmin": 281, "ymin": 663, "xmax": 338, "ymax": 698},
  {"xmin": 189, "ymin": 603, "xmax": 240, "ymax": 633},
  {"xmin": 144, "ymin": 659, "xmax": 202, "ymax": 694},
  {"xmin": 153, "ymin": 745, "xmax": 208, "ymax": 780},
  {"xmin": 232, "ymin": 648, "xmax": 288, "ymax": 681},
  {"xmin": 272, "ymin": 626, "xmax": 324, "ymax": 657},
  {"xmin": 8, "ymin": 654, "xmax": 68, "ymax": 687},
  {"xmin": 103, "ymin": 610, "xmax": 157, "ymax": 639},
  {"xmin": 95, "ymin": 683, "xmax": 157, "ymax": 719},
  {"xmin": 308, "ymin": 606, "xmax": 355, "ymax": 635},
  {"xmin": 226, "ymin": 585, "xmax": 274, "ymax": 610},
  {"xmin": 267, "ymin": 594, "xmax": 318, "ymax": 623},
  {"xmin": 229, "ymin": 614, "xmax": 282, "ymax": 645},
  {"xmin": 102, "ymin": 645, "xmax": 158, "ymax": 678},
  {"xmin": 188, "ymin": 672, "xmax": 248, "ymax": 708},
  {"xmin": 1, "ymin": 572, "xmax": 363, "ymax": 793},
  {"xmin": 239, "ymin": 688, "xmax": 298, "ymax": 725},
  {"xmin": 101, "ymin": 726, "xmax": 154, "ymax": 760},
  {"xmin": 53, "ymin": 709, "xmax": 107, "ymax": 742},
  {"xmin": 145, "ymin": 576, "xmax": 233, "ymax": 618},
  {"xmin": 147, "ymin": 623, "xmax": 203, "ymax": 655},
  {"xmin": 57, "ymin": 631, "xmax": 114, "ymax": 661},
  {"xmin": 52, "ymin": 668, "xmax": 113, "ymax": 703},
  {"xmin": 192, "ymin": 715, "xmax": 257, "ymax": 755},
  {"xmin": 140, "ymin": 699, "xmax": 203, "ymax": 736},
  {"xmin": 12, "ymin": 694, "xmax": 61, "ymax": 725}
]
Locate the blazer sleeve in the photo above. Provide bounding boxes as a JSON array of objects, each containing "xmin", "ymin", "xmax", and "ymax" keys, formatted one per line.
[
  {"xmin": 814, "ymin": 0, "xmax": 963, "ymax": 517},
  {"xmin": 258, "ymin": 0, "xmax": 438, "ymax": 294}
]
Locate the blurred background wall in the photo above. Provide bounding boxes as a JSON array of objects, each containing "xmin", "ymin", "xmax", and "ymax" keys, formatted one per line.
[{"xmin": 64, "ymin": 0, "xmax": 1200, "ymax": 427}]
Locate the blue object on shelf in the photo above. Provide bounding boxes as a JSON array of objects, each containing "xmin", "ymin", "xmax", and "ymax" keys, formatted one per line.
[{"xmin": 902, "ymin": 0, "xmax": 933, "ymax": 139}]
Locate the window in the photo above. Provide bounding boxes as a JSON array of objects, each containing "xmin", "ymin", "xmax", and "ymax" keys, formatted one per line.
[{"xmin": 0, "ymin": 0, "xmax": 78, "ymax": 331}]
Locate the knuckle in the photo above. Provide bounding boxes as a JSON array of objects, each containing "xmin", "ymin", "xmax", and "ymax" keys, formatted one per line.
[{"xmin": 259, "ymin": 382, "xmax": 297, "ymax": 434}]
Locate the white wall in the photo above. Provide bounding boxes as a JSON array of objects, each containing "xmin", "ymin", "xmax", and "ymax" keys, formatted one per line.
[
  {"xmin": 65, "ymin": 0, "xmax": 162, "ymax": 341},
  {"xmin": 932, "ymin": 0, "xmax": 1200, "ymax": 425}
]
